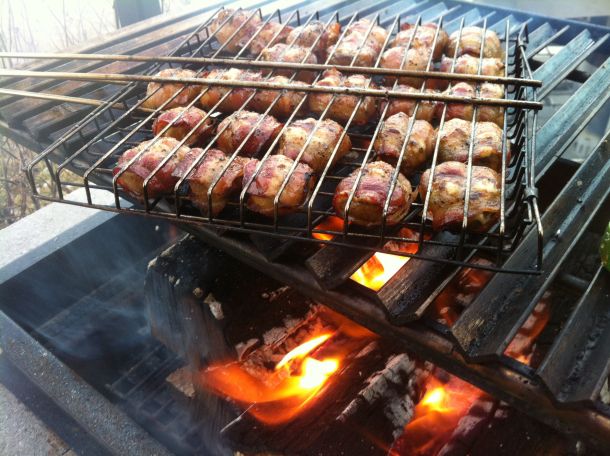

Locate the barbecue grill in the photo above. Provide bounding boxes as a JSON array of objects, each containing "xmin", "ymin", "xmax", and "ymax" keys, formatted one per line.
[{"xmin": 1, "ymin": 0, "xmax": 610, "ymax": 453}]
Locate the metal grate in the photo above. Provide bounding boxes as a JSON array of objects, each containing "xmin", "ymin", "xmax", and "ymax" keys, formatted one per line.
[{"xmin": 16, "ymin": 6, "xmax": 543, "ymax": 274}]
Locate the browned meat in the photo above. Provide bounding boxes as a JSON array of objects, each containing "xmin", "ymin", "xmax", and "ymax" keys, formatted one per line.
[
  {"xmin": 447, "ymin": 26, "xmax": 503, "ymax": 59},
  {"xmin": 113, "ymin": 138, "xmax": 190, "ymax": 198},
  {"xmin": 199, "ymin": 68, "xmax": 262, "ymax": 113},
  {"xmin": 208, "ymin": 9, "xmax": 262, "ymax": 54},
  {"xmin": 392, "ymin": 23, "xmax": 449, "ymax": 60},
  {"xmin": 287, "ymin": 21, "xmax": 341, "ymax": 60},
  {"xmin": 141, "ymin": 68, "xmax": 200, "ymax": 110},
  {"xmin": 333, "ymin": 161, "xmax": 413, "ymax": 227},
  {"xmin": 419, "ymin": 161, "xmax": 501, "ymax": 232},
  {"xmin": 380, "ymin": 46, "xmax": 429, "ymax": 87},
  {"xmin": 243, "ymin": 155, "xmax": 315, "ymax": 216},
  {"xmin": 433, "ymin": 55, "xmax": 505, "ymax": 90},
  {"xmin": 260, "ymin": 43, "xmax": 318, "ymax": 82},
  {"xmin": 437, "ymin": 118, "xmax": 509, "ymax": 172},
  {"xmin": 308, "ymin": 69, "xmax": 377, "ymax": 125},
  {"xmin": 152, "ymin": 107, "xmax": 214, "ymax": 146},
  {"xmin": 249, "ymin": 75, "xmax": 308, "ymax": 118},
  {"xmin": 437, "ymin": 82, "xmax": 505, "ymax": 126},
  {"xmin": 216, "ymin": 111, "xmax": 283, "ymax": 157},
  {"xmin": 478, "ymin": 83, "xmax": 505, "ymax": 126},
  {"xmin": 327, "ymin": 19, "xmax": 388, "ymax": 67},
  {"xmin": 374, "ymin": 112, "xmax": 436, "ymax": 176},
  {"xmin": 277, "ymin": 118, "xmax": 352, "ymax": 172},
  {"xmin": 248, "ymin": 21, "xmax": 293, "ymax": 56},
  {"xmin": 173, "ymin": 148, "xmax": 247, "ymax": 216},
  {"xmin": 380, "ymin": 85, "xmax": 438, "ymax": 121}
]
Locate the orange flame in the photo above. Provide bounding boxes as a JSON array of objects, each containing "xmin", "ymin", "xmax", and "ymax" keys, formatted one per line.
[
  {"xmin": 312, "ymin": 216, "xmax": 344, "ymax": 241},
  {"xmin": 392, "ymin": 375, "xmax": 483, "ymax": 455},
  {"xmin": 351, "ymin": 228, "xmax": 423, "ymax": 291},
  {"xmin": 200, "ymin": 331, "xmax": 344, "ymax": 425}
]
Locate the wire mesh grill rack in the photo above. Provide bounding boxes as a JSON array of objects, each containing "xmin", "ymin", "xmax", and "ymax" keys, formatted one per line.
[{"xmin": 21, "ymin": 5, "xmax": 544, "ymax": 274}]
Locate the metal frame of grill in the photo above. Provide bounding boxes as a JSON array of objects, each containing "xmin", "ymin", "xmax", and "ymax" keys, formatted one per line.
[
  {"xmin": 16, "ymin": 5, "xmax": 544, "ymax": 274},
  {"xmin": 2, "ymin": 0, "xmax": 610, "ymax": 451}
]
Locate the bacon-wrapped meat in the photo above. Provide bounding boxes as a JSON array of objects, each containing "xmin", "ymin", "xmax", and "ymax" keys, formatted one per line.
[
  {"xmin": 431, "ymin": 55, "xmax": 505, "ymax": 90},
  {"xmin": 437, "ymin": 119, "xmax": 509, "ymax": 172},
  {"xmin": 114, "ymin": 138, "xmax": 190, "ymax": 198},
  {"xmin": 248, "ymin": 22, "xmax": 293, "ymax": 56},
  {"xmin": 380, "ymin": 47, "xmax": 429, "ymax": 87},
  {"xmin": 287, "ymin": 20, "xmax": 341, "ymax": 60},
  {"xmin": 199, "ymin": 68, "xmax": 262, "ymax": 113},
  {"xmin": 260, "ymin": 43, "xmax": 317, "ymax": 82},
  {"xmin": 333, "ymin": 161, "xmax": 413, "ymax": 227},
  {"xmin": 308, "ymin": 69, "xmax": 377, "ymax": 125},
  {"xmin": 173, "ymin": 148, "xmax": 247, "ymax": 216},
  {"xmin": 420, "ymin": 161, "xmax": 501, "ymax": 232},
  {"xmin": 208, "ymin": 9, "xmax": 262, "ymax": 54},
  {"xmin": 392, "ymin": 23, "xmax": 449, "ymax": 60},
  {"xmin": 437, "ymin": 82, "xmax": 505, "ymax": 126},
  {"xmin": 277, "ymin": 118, "xmax": 352, "ymax": 172},
  {"xmin": 152, "ymin": 107, "xmax": 213, "ymax": 146},
  {"xmin": 374, "ymin": 112, "xmax": 436, "ymax": 176},
  {"xmin": 249, "ymin": 75, "xmax": 308, "ymax": 118},
  {"xmin": 447, "ymin": 27, "xmax": 503, "ymax": 59},
  {"xmin": 141, "ymin": 68, "xmax": 200, "ymax": 110},
  {"xmin": 380, "ymin": 85, "xmax": 438, "ymax": 121},
  {"xmin": 328, "ymin": 19, "xmax": 388, "ymax": 67},
  {"xmin": 243, "ymin": 155, "xmax": 315, "ymax": 216},
  {"xmin": 216, "ymin": 111, "xmax": 283, "ymax": 157}
]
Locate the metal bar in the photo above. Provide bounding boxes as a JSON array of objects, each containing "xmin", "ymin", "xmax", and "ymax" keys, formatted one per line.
[
  {"xmin": 537, "ymin": 266, "xmax": 610, "ymax": 405},
  {"xmin": 0, "ymin": 87, "xmax": 154, "ymax": 113},
  {"xmin": 450, "ymin": 136, "xmax": 610, "ymax": 361}
]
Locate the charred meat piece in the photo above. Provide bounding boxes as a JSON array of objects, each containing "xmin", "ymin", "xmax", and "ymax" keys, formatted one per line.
[
  {"xmin": 447, "ymin": 26, "xmax": 503, "ymax": 59},
  {"xmin": 216, "ymin": 111, "xmax": 283, "ymax": 157},
  {"xmin": 260, "ymin": 43, "xmax": 318, "ymax": 82},
  {"xmin": 287, "ymin": 20, "xmax": 341, "ymax": 60},
  {"xmin": 392, "ymin": 23, "xmax": 449, "ymax": 60},
  {"xmin": 380, "ymin": 85, "xmax": 438, "ymax": 122},
  {"xmin": 248, "ymin": 21, "xmax": 293, "ymax": 56},
  {"xmin": 438, "ymin": 82, "xmax": 505, "ymax": 127},
  {"xmin": 437, "ymin": 119, "xmax": 509, "ymax": 172},
  {"xmin": 419, "ymin": 161, "xmax": 501, "ymax": 232},
  {"xmin": 141, "ymin": 68, "xmax": 200, "ymax": 110},
  {"xmin": 333, "ymin": 161, "xmax": 413, "ymax": 227},
  {"xmin": 114, "ymin": 138, "xmax": 190, "ymax": 198},
  {"xmin": 152, "ymin": 107, "xmax": 214, "ymax": 146},
  {"xmin": 434, "ymin": 55, "xmax": 504, "ymax": 90},
  {"xmin": 328, "ymin": 19, "xmax": 388, "ymax": 67},
  {"xmin": 374, "ymin": 112, "xmax": 436, "ymax": 176},
  {"xmin": 277, "ymin": 118, "xmax": 352, "ymax": 172},
  {"xmin": 173, "ymin": 148, "xmax": 247, "ymax": 216},
  {"xmin": 199, "ymin": 68, "xmax": 262, "ymax": 113},
  {"xmin": 250, "ymin": 75, "xmax": 308, "ymax": 118},
  {"xmin": 308, "ymin": 69, "xmax": 377, "ymax": 125},
  {"xmin": 208, "ymin": 9, "xmax": 262, "ymax": 54},
  {"xmin": 243, "ymin": 155, "xmax": 315, "ymax": 216},
  {"xmin": 380, "ymin": 47, "xmax": 429, "ymax": 87}
]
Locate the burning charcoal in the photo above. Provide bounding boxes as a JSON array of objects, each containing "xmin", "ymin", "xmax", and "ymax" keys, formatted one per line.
[
  {"xmin": 141, "ymin": 68, "xmax": 200, "ymax": 110},
  {"xmin": 373, "ymin": 112, "xmax": 437, "ymax": 176},
  {"xmin": 333, "ymin": 161, "xmax": 414, "ymax": 227},
  {"xmin": 419, "ymin": 161, "xmax": 501, "ymax": 233}
]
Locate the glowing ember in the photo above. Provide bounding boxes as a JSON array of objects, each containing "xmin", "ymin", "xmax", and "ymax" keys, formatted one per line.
[
  {"xmin": 312, "ymin": 216, "xmax": 344, "ymax": 240},
  {"xmin": 276, "ymin": 334, "xmax": 331, "ymax": 369},
  {"xmin": 351, "ymin": 253, "xmax": 410, "ymax": 291}
]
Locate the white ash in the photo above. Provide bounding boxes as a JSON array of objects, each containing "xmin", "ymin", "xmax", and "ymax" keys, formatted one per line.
[
  {"xmin": 166, "ymin": 367, "xmax": 195, "ymax": 398},
  {"xmin": 235, "ymin": 338, "xmax": 260, "ymax": 361},
  {"xmin": 204, "ymin": 293, "xmax": 224, "ymax": 320}
]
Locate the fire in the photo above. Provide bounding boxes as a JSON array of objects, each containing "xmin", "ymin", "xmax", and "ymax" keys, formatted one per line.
[
  {"xmin": 351, "ymin": 228, "xmax": 423, "ymax": 291},
  {"xmin": 312, "ymin": 216, "xmax": 344, "ymax": 241},
  {"xmin": 351, "ymin": 253, "xmax": 410, "ymax": 291},
  {"xmin": 392, "ymin": 374, "xmax": 483, "ymax": 455},
  {"xmin": 200, "ymin": 324, "xmax": 361, "ymax": 426}
]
